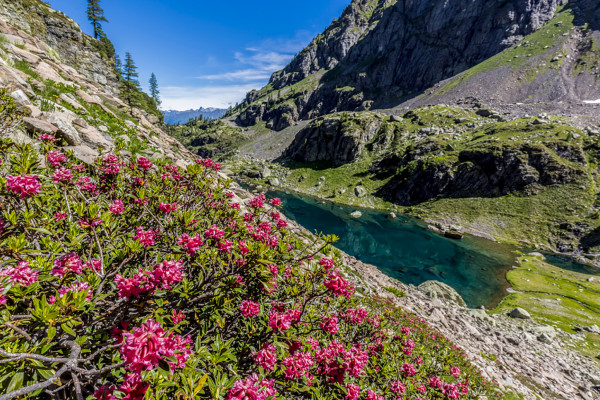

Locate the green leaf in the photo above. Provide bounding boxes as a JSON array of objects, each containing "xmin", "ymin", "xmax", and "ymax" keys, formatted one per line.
[
  {"xmin": 61, "ymin": 322, "xmax": 76, "ymax": 337},
  {"xmin": 47, "ymin": 326, "xmax": 56, "ymax": 342},
  {"xmin": 6, "ymin": 372, "xmax": 24, "ymax": 393}
]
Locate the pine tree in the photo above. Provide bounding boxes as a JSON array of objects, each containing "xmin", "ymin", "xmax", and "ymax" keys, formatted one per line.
[
  {"xmin": 87, "ymin": 0, "xmax": 108, "ymax": 40},
  {"xmin": 114, "ymin": 54, "xmax": 123, "ymax": 81},
  {"xmin": 149, "ymin": 73, "xmax": 161, "ymax": 108},
  {"xmin": 122, "ymin": 52, "xmax": 140, "ymax": 108}
]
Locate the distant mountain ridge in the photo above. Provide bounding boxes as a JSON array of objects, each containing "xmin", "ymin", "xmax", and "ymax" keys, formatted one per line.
[{"xmin": 163, "ymin": 107, "xmax": 227, "ymax": 125}]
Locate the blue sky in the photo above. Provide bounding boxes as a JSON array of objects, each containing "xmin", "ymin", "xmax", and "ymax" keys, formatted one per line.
[{"xmin": 48, "ymin": 0, "xmax": 349, "ymax": 110}]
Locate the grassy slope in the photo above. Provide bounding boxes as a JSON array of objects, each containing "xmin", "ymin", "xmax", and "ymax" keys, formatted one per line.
[
  {"xmin": 229, "ymin": 106, "xmax": 599, "ymax": 251},
  {"xmin": 432, "ymin": 4, "xmax": 577, "ymax": 97},
  {"xmin": 491, "ymin": 254, "xmax": 600, "ymax": 358}
]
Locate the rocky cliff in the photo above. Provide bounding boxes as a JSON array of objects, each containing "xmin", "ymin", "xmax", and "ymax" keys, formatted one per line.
[
  {"xmin": 0, "ymin": 0, "xmax": 188, "ymax": 165},
  {"xmin": 233, "ymin": 0, "xmax": 600, "ymax": 130}
]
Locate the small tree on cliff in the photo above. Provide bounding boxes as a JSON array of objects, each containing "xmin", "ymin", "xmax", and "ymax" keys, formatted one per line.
[
  {"xmin": 87, "ymin": 0, "xmax": 108, "ymax": 40},
  {"xmin": 149, "ymin": 72, "xmax": 161, "ymax": 108},
  {"xmin": 122, "ymin": 52, "xmax": 140, "ymax": 108}
]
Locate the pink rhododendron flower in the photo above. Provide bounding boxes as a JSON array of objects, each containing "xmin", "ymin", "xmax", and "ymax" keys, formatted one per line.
[
  {"xmin": 39, "ymin": 134, "xmax": 56, "ymax": 143},
  {"xmin": 76, "ymin": 176, "xmax": 97, "ymax": 193},
  {"xmin": 442, "ymin": 382, "xmax": 460, "ymax": 399},
  {"xmin": 115, "ymin": 273, "xmax": 152, "ymax": 300},
  {"xmin": 116, "ymin": 373, "xmax": 149, "ymax": 400},
  {"xmin": 226, "ymin": 374, "xmax": 276, "ymax": 400},
  {"xmin": 343, "ymin": 345, "xmax": 369, "ymax": 377},
  {"xmin": 6, "ymin": 175, "xmax": 41, "ymax": 199},
  {"xmin": 204, "ymin": 225, "xmax": 225, "ymax": 240},
  {"xmin": 109, "ymin": 199, "xmax": 124, "ymax": 214},
  {"xmin": 346, "ymin": 383, "xmax": 360, "ymax": 400},
  {"xmin": 177, "ymin": 233, "xmax": 203, "ymax": 255},
  {"xmin": 53, "ymin": 212, "xmax": 68, "ymax": 222},
  {"xmin": 249, "ymin": 194, "xmax": 266, "ymax": 209},
  {"xmin": 137, "ymin": 157, "xmax": 153, "ymax": 171},
  {"xmin": 269, "ymin": 197, "xmax": 281, "ymax": 206},
  {"xmin": 283, "ymin": 351, "xmax": 314, "ymax": 380},
  {"xmin": 240, "ymin": 300, "xmax": 260, "ymax": 317},
  {"xmin": 46, "ymin": 150, "xmax": 66, "ymax": 167},
  {"xmin": 450, "ymin": 366, "xmax": 461, "ymax": 378},
  {"xmin": 320, "ymin": 315, "xmax": 339, "ymax": 334},
  {"xmin": 52, "ymin": 167, "xmax": 73, "ymax": 184},
  {"xmin": 401, "ymin": 362, "xmax": 417, "ymax": 377},
  {"xmin": 83, "ymin": 259, "xmax": 102, "ymax": 272},
  {"xmin": 133, "ymin": 227, "xmax": 157, "ymax": 247},
  {"xmin": 390, "ymin": 381, "xmax": 406, "ymax": 395},
  {"xmin": 0, "ymin": 261, "xmax": 38, "ymax": 286},
  {"xmin": 158, "ymin": 202, "xmax": 178, "ymax": 213},
  {"xmin": 151, "ymin": 260, "xmax": 184, "ymax": 289},
  {"xmin": 92, "ymin": 385, "xmax": 115, "ymax": 400},
  {"xmin": 268, "ymin": 308, "xmax": 300, "ymax": 332},
  {"xmin": 366, "ymin": 390, "xmax": 385, "ymax": 400},
  {"xmin": 172, "ymin": 310, "xmax": 186, "ymax": 325},
  {"xmin": 324, "ymin": 273, "xmax": 354, "ymax": 298},
  {"xmin": 430, "ymin": 376, "xmax": 443, "ymax": 388},
  {"xmin": 217, "ymin": 239, "xmax": 233, "ymax": 253},
  {"xmin": 121, "ymin": 319, "xmax": 191, "ymax": 373},
  {"xmin": 99, "ymin": 154, "xmax": 121, "ymax": 175},
  {"xmin": 254, "ymin": 343, "xmax": 277, "ymax": 371},
  {"xmin": 52, "ymin": 253, "xmax": 83, "ymax": 276}
]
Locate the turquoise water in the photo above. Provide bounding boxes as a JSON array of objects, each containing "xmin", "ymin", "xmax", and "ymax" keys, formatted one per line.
[{"xmin": 268, "ymin": 190, "xmax": 517, "ymax": 308}]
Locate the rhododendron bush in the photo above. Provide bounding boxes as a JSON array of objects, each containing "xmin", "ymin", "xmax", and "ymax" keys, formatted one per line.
[{"xmin": 0, "ymin": 105, "xmax": 503, "ymax": 399}]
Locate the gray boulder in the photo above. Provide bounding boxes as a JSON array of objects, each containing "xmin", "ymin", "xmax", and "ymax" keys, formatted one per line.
[
  {"xmin": 509, "ymin": 307, "xmax": 531, "ymax": 319},
  {"xmin": 349, "ymin": 210, "xmax": 362, "ymax": 218},
  {"xmin": 22, "ymin": 117, "xmax": 58, "ymax": 135},
  {"xmin": 259, "ymin": 166, "xmax": 272, "ymax": 179},
  {"xmin": 46, "ymin": 114, "xmax": 82, "ymax": 145},
  {"xmin": 354, "ymin": 185, "xmax": 367, "ymax": 197},
  {"xmin": 418, "ymin": 281, "xmax": 466, "ymax": 307}
]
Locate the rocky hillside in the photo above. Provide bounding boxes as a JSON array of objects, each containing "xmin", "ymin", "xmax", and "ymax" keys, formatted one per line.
[
  {"xmin": 232, "ymin": 0, "xmax": 600, "ymax": 130},
  {"xmin": 0, "ymin": 0, "xmax": 185, "ymax": 163}
]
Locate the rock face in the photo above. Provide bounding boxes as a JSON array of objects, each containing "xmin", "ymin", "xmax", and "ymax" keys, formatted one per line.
[
  {"xmin": 0, "ymin": 1, "xmax": 120, "ymax": 95},
  {"xmin": 379, "ymin": 142, "xmax": 586, "ymax": 206},
  {"xmin": 233, "ymin": 0, "xmax": 589, "ymax": 129},
  {"xmin": 0, "ymin": 0, "xmax": 189, "ymax": 164},
  {"xmin": 283, "ymin": 112, "xmax": 384, "ymax": 165}
]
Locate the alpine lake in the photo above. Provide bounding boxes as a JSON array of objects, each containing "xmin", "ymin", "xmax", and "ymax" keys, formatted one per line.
[{"xmin": 263, "ymin": 188, "xmax": 594, "ymax": 309}]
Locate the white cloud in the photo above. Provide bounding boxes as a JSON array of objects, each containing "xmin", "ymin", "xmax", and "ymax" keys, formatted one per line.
[
  {"xmin": 198, "ymin": 69, "xmax": 273, "ymax": 82},
  {"xmin": 195, "ymin": 31, "xmax": 314, "ymax": 83},
  {"xmin": 161, "ymin": 84, "xmax": 259, "ymax": 110},
  {"xmin": 164, "ymin": 31, "xmax": 316, "ymax": 110}
]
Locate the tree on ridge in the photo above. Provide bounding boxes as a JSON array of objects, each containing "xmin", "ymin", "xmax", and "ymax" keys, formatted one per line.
[
  {"xmin": 122, "ymin": 52, "xmax": 140, "ymax": 108},
  {"xmin": 149, "ymin": 73, "xmax": 161, "ymax": 108},
  {"xmin": 87, "ymin": 0, "xmax": 108, "ymax": 40}
]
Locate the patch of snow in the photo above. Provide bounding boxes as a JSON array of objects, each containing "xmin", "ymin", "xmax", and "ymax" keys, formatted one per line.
[{"xmin": 583, "ymin": 99, "xmax": 600, "ymax": 104}]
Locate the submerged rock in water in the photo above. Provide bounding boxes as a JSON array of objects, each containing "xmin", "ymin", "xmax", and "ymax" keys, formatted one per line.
[
  {"xmin": 444, "ymin": 230, "xmax": 464, "ymax": 240},
  {"xmin": 418, "ymin": 280, "xmax": 466, "ymax": 307},
  {"xmin": 350, "ymin": 210, "xmax": 362, "ymax": 218}
]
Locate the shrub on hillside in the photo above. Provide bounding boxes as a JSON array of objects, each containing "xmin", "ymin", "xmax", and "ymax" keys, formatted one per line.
[{"xmin": 0, "ymin": 96, "xmax": 502, "ymax": 399}]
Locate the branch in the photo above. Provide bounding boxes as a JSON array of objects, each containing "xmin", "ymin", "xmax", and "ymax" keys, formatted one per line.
[
  {"xmin": 3, "ymin": 322, "xmax": 32, "ymax": 342},
  {"xmin": 0, "ymin": 341, "xmax": 81, "ymax": 400},
  {"xmin": 0, "ymin": 349, "xmax": 69, "ymax": 364}
]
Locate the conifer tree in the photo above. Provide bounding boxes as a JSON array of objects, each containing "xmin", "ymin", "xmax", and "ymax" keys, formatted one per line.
[
  {"xmin": 149, "ymin": 73, "xmax": 161, "ymax": 108},
  {"xmin": 87, "ymin": 0, "xmax": 108, "ymax": 40},
  {"xmin": 122, "ymin": 52, "xmax": 140, "ymax": 108}
]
